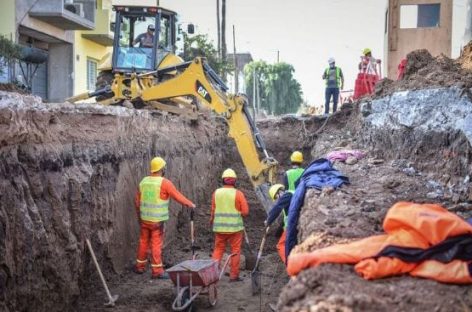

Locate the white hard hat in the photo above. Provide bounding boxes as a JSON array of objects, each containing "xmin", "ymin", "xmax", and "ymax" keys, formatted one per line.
[{"xmin": 328, "ymin": 57, "xmax": 335, "ymax": 64}]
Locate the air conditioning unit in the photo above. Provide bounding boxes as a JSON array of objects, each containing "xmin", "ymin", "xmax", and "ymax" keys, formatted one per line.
[{"xmin": 64, "ymin": 3, "xmax": 84, "ymax": 18}]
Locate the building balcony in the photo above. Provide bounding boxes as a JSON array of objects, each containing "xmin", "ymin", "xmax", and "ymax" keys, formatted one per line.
[
  {"xmin": 81, "ymin": 7, "xmax": 114, "ymax": 46},
  {"xmin": 29, "ymin": 0, "xmax": 96, "ymax": 30}
]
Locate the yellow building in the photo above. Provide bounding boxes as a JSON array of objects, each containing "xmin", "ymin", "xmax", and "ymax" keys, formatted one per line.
[
  {"xmin": 0, "ymin": 0, "xmax": 113, "ymax": 101},
  {"xmin": 74, "ymin": 0, "xmax": 114, "ymax": 94}
]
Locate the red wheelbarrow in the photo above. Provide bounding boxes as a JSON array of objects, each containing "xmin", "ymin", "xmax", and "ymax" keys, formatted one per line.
[{"xmin": 167, "ymin": 255, "xmax": 235, "ymax": 311}]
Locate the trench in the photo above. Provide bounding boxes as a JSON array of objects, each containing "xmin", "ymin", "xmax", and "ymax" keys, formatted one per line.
[{"xmin": 0, "ymin": 92, "xmax": 292, "ymax": 312}]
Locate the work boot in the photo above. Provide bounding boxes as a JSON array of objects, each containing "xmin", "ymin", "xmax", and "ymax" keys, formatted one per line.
[
  {"xmin": 229, "ymin": 277, "xmax": 243, "ymax": 283},
  {"xmin": 134, "ymin": 267, "xmax": 145, "ymax": 274},
  {"xmin": 151, "ymin": 272, "xmax": 169, "ymax": 280}
]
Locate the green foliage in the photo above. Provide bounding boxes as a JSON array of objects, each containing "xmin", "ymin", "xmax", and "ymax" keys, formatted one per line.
[
  {"xmin": 180, "ymin": 33, "xmax": 233, "ymax": 78},
  {"xmin": 244, "ymin": 61, "xmax": 303, "ymax": 115},
  {"xmin": 0, "ymin": 36, "xmax": 21, "ymax": 74}
]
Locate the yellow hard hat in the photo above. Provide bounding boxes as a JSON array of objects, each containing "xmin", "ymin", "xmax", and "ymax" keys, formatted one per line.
[
  {"xmin": 222, "ymin": 168, "xmax": 237, "ymax": 179},
  {"xmin": 290, "ymin": 151, "xmax": 303, "ymax": 163},
  {"xmin": 363, "ymin": 48, "xmax": 372, "ymax": 55},
  {"xmin": 150, "ymin": 157, "xmax": 166, "ymax": 173},
  {"xmin": 269, "ymin": 184, "xmax": 285, "ymax": 200}
]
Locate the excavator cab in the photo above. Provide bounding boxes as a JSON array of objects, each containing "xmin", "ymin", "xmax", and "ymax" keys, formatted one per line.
[{"xmin": 111, "ymin": 4, "xmax": 177, "ymax": 73}]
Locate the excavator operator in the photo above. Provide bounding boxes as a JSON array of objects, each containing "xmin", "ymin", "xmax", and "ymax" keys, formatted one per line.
[{"xmin": 133, "ymin": 24, "xmax": 155, "ymax": 48}]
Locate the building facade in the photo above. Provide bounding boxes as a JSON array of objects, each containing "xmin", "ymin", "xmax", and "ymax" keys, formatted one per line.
[
  {"xmin": 0, "ymin": 0, "xmax": 113, "ymax": 102},
  {"xmin": 384, "ymin": 0, "xmax": 472, "ymax": 79}
]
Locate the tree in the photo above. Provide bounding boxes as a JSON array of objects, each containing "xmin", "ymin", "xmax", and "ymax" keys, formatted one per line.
[
  {"xmin": 181, "ymin": 33, "xmax": 232, "ymax": 78},
  {"xmin": 0, "ymin": 36, "xmax": 21, "ymax": 75},
  {"xmin": 244, "ymin": 61, "xmax": 303, "ymax": 115}
]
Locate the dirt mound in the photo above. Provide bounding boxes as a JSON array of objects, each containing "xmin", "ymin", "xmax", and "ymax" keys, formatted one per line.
[
  {"xmin": 375, "ymin": 47, "xmax": 472, "ymax": 98},
  {"xmin": 274, "ymin": 97, "xmax": 472, "ymax": 311}
]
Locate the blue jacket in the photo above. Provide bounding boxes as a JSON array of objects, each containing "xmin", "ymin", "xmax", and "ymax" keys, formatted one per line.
[
  {"xmin": 285, "ymin": 158, "xmax": 349, "ymax": 261},
  {"xmin": 266, "ymin": 192, "xmax": 293, "ymax": 226}
]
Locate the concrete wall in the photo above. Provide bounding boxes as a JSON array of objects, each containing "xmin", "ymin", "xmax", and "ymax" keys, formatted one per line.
[
  {"xmin": 16, "ymin": 0, "xmax": 74, "ymax": 43},
  {"xmin": 386, "ymin": 0, "xmax": 453, "ymax": 79},
  {"xmin": 0, "ymin": 0, "xmax": 16, "ymax": 41},
  {"xmin": 48, "ymin": 43, "xmax": 74, "ymax": 101},
  {"xmin": 453, "ymin": 0, "xmax": 472, "ymax": 57}
]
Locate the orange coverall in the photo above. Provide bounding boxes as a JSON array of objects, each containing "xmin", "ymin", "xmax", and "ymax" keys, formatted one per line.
[
  {"xmin": 210, "ymin": 185, "xmax": 249, "ymax": 280},
  {"xmin": 287, "ymin": 202, "xmax": 472, "ymax": 284},
  {"xmin": 135, "ymin": 175, "xmax": 194, "ymax": 277}
]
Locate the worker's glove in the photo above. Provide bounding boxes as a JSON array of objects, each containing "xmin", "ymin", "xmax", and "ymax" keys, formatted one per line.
[
  {"xmin": 264, "ymin": 220, "xmax": 269, "ymax": 227},
  {"xmin": 190, "ymin": 203, "xmax": 196, "ymax": 209}
]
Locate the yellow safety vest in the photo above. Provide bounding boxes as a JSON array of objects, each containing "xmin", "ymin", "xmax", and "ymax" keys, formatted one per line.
[
  {"xmin": 139, "ymin": 176, "xmax": 170, "ymax": 223},
  {"xmin": 213, "ymin": 188, "xmax": 244, "ymax": 233},
  {"xmin": 286, "ymin": 168, "xmax": 304, "ymax": 193}
]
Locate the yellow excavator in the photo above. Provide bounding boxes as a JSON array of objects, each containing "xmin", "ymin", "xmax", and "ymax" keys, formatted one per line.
[{"xmin": 67, "ymin": 0, "xmax": 278, "ymax": 210}]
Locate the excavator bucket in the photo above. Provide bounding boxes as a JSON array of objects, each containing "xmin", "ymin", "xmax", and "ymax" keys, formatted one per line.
[{"xmin": 255, "ymin": 183, "xmax": 273, "ymax": 214}]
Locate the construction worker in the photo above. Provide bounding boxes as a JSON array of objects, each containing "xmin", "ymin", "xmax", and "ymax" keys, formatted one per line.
[
  {"xmin": 359, "ymin": 48, "xmax": 381, "ymax": 75},
  {"xmin": 133, "ymin": 24, "xmax": 155, "ymax": 48},
  {"xmin": 322, "ymin": 57, "xmax": 344, "ymax": 115},
  {"xmin": 134, "ymin": 157, "xmax": 195, "ymax": 279},
  {"xmin": 283, "ymin": 151, "xmax": 305, "ymax": 193},
  {"xmin": 210, "ymin": 168, "xmax": 249, "ymax": 282},
  {"xmin": 265, "ymin": 184, "xmax": 292, "ymax": 264}
]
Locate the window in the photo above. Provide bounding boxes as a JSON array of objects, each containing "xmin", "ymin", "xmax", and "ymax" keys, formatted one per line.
[
  {"xmin": 115, "ymin": 14, "xmax": 156, "ymax": 70},
  {"xmin": 87, "ymin": 58, "xmax": 98, "ymax": 91},
  {"xmin": 400, "ymin": 4, "xmax": 441, "ymax": 29}
]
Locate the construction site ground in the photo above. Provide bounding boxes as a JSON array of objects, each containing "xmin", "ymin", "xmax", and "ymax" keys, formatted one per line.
[{"xmin": 2, "ymin": 44, "xmax": 472, "ymax": 312}]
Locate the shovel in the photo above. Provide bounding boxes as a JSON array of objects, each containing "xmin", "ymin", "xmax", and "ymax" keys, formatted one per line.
[
  {"xmin": 243, "ymin": 228, "xmax": 256, "ymax": 270},
  {"xmin": 85, "ymin": 239, "xmax": 119, "ymax": 307},
  {"xmin": 251, "ymin": 226, "xmax": 270, "ymax": 295},
  {"xmin": 190, "ymin": 209, "xmax": 196, "ymax": 260}
]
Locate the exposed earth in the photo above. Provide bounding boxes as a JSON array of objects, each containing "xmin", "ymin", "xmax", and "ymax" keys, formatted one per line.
[{"xmin": 2, "ymin": 45, "xmax": 472, "ymax": 312}]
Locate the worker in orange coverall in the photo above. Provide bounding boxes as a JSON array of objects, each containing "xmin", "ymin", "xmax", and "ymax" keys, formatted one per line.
[
  {"xmin": 134, "ymin": 157, "xmax": 195, "ymax": 279},
  {"xmin": 210, "ymin": 168, "xmax": 249, "ymax": 282}
]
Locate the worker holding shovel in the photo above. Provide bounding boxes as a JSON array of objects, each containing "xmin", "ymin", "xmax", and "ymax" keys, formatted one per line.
[
  {"xmin": 210, "ymin": 168, "xmax": 249, "ymax": 282},
  {"xmin": 265, "ymin": 184, "xmax": 293, "ymax": 264},
  {"xmin": 134, "ymin": 157, "xmax": 195, "ymax": 279}
]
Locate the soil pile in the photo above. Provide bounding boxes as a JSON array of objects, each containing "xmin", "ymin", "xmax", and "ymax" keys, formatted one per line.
[
  {"xmin": 271, "ymin": 96, "xmax": 472, "ymax": 310},
  {"xmin": 375, "ymin": 44, "xmax": 472, "ymax": 98}
]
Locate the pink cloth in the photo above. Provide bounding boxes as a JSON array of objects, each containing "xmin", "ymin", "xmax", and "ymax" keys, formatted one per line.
[{"xmin": 326, "ymin": 150, "xmax": 366, "ymax": 162}]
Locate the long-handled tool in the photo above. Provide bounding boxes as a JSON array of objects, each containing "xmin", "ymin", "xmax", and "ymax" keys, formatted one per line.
[
  {"xmin": 85, "ymin": 239, "xmax": 119, "ymax": 307},
  {"xmin": 190, "ymin": 209, "xmax": 196, "ymax": 260},
  {"xmin": 251, "ymin": 226, "xmax": 270, "ymax": 295},
  {"xmin": 243, "ymin": 228, "xmax": 256, "ymax": 270}
]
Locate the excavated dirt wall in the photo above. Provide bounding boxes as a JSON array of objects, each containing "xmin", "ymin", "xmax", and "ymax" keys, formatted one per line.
[
  {"xmin": 0, "ymin": 92, "xmax": 231, "ymax": 312},
  {"xmin": 274, "ymin": 89, "xmax": 472, "ymax": 311}
]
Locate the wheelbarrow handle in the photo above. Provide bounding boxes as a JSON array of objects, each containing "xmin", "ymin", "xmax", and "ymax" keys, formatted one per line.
[{"xmin": 218, "ymin": 253, "xmax": 237, "ymax": 281}]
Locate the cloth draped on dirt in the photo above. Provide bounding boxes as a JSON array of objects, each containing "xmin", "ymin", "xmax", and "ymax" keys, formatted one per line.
[
  {"xmin": 285, "ymin": 158, "xmax": 349, "ymax": 261},
  {"xmin": 326, "ymin": 149, "xmax": 366, "ymax": 163},
  {"xmin": 287, "ymin": 202, "xmax": 472, "ymax": 284}
]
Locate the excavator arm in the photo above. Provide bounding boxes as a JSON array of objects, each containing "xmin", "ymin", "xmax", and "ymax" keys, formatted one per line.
[{"xmin": 139, "ymin": 58, "xmax": 278, "ymax": 210}]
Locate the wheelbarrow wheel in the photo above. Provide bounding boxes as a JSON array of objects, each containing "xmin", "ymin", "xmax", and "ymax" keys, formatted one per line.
[
  {"xmin": 208, "ymin": 284, "xmax": 217, "ymax": 307},
  {"xmin": 181, "ymin": 288, "xmax": 194, "ymax": 312}
]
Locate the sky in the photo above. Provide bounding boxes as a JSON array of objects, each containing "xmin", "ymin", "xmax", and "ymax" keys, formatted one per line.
[{"xmin": 160, "ymin": 0, "xmax": 387, "ymax": 107}]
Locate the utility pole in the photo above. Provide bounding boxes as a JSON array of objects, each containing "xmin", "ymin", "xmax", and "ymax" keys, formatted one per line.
[
  {"xmin": 216, "ymin": 0, "xmax": 221, "ymax": 58},
  {"xmin": 253, "ymin": 69, "xmax": 256, "ymax": 120},
  {"xmin": 221, "ymin": 0, "xmax": 227, "ymax": 62},
  {"xmin": 277, "ymin": 50, "xmax": 280, "ymax": 63},
  {"xmin": 232, "ymin": 25, "xmax": 238, "ymax": 94}
]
